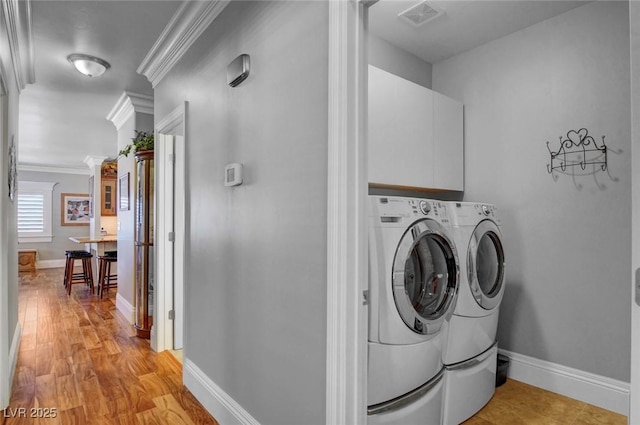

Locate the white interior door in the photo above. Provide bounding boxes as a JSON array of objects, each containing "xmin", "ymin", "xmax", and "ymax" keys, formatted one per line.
[
  {"xmin": 158, "ymin": 133, "xmax": 185, "ymax": 351},
  {"xmin": 158, "ymin": 134, "xmax": 175, "ymax": 352}
]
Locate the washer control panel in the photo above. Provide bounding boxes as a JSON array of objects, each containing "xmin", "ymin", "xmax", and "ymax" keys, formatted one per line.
[{"xmin": 410, "ymin": 199, "xmax": 450, "ymax": 224}]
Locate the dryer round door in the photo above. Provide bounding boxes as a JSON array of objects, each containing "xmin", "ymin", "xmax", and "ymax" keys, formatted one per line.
[
  {"xmin": 467, "ymin": 220, "xmax": 505, "ymax": 310},
  {"xmin": 393, "ymin": 219, "xmax": 459, "ymax": 335}
]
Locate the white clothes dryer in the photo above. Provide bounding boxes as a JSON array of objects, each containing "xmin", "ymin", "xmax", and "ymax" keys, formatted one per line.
[
  {"xmin": 368, "ymin": 196, "xmax": 459, "ymax": 425},
  {"xmin": 442, "ymin": 202, "xmax": 506, "ymax": 425}
]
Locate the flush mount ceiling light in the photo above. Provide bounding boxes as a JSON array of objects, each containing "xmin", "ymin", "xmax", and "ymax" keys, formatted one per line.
[{"xmin": 67, "ymin": 53, "xmax": 111, "ymax": 77}]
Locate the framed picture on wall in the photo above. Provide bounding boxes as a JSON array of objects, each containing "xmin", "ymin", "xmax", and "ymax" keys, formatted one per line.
[
  {"xmin": 119, "ymin": 172, "xmax": 130, "ymax": 211},
  {"xmin": 88, "ymin": 176, "xmax": 94, "ymax": 218},
  {"xmin": 61, "ymin": 193, "xmax": 90, "ymax": 226}
]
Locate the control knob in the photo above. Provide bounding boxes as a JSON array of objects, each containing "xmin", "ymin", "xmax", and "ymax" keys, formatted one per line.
[
  {"xmin": 419, "ymin": 200, "xmax": 431, "ymax": 215},
  {"xmin": 481, "ymin": 205, "xmax": 491, "ymax": 216}
]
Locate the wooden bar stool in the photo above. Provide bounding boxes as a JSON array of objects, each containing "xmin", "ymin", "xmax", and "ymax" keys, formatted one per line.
[
  {"xmin": 64, "ymin": 250, "xmax": 94, "ymax": 295},
  {"xmin": 98, "ymin": 253, "xmax": 117, "ymax": 298}
]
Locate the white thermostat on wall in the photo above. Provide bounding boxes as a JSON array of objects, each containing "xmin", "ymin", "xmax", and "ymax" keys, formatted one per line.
[{"xmin": 224, "ymin": 163, "xmax": 243, "ymax": 187}]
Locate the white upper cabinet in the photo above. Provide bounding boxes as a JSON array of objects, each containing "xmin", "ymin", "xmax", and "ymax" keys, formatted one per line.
[
  {"xmin": 433, "ymin": 91, "xmax": 464, "ymax": 190},
  {"xmin": 368, "ymin": 65, "xmax": 464, "ymax": 191}
]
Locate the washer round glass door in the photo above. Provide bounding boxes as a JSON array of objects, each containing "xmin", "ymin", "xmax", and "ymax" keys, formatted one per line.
[
  {"xmin": 467, "ymin": 220, "xmax": 505, "ymax": 310},
  {"xmin": 393, "ymin": 219, "xmax": 459, "ymax": 335}
]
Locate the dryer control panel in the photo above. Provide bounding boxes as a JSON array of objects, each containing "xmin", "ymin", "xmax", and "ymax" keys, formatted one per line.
[{"xmin": 449, "ymin": 202, "xmax": 501, "ymax": 226}]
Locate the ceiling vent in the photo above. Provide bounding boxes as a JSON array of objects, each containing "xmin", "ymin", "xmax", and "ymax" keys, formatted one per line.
[{"xmin": 398, "ymin": 1, "xmax": 444, "ymax": 27}]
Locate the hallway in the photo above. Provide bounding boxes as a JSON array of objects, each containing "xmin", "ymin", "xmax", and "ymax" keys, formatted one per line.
[{"xmin": 2, "ymin": 268, "xmax": 217, "ymax": 424}]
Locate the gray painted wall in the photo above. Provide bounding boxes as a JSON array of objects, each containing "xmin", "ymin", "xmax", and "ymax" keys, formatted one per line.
[
  {"xmin": 1, "ymin": 8, "xmax": 20, "ymax": 366},
  {"xmin": 369, "ymin": 33, "xmax": 432, "ymax": 89},
  {"xmin": 17, "ymin": 170, "xmax": 90, "ymax": 261},
  {"xmin": 433, "ymin": 1, "xmax": 631, "ymax": 381},
  {"xmin": 116, "ymin": 112, "xmax": 153, "ymax": 312},
  {"xmin": 154, "ymin": 2, "xmax": 328, "ymax": 423}
]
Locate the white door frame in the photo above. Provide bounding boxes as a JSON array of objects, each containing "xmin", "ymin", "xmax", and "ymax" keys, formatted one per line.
[
  {"xmin": 630, "ymin": 1, "xmax": 639, "ymax": 421},
  {"xmin": 326, "ymin": 1, "xmax": 369, "ymax": 423},
  {"xmin": 153, "ymin": 102, "xmax": 187, "ymax": 353}
]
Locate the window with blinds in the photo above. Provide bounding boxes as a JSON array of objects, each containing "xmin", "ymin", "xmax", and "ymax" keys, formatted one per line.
[
  {"xmin": 17, "ymin": 193, "xmax": 45, "ymax": 233},
  {"xmin": 17, "ymin": 181, "xmax": 56, "ymax": 243}
]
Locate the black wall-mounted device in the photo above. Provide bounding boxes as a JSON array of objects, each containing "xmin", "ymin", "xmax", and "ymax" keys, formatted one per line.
[{"xmin": 227, "ymin": 54, "xmax": 250, "ymax": 87}]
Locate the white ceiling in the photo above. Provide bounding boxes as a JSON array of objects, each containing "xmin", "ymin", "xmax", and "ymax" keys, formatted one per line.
[
  {"xmin": 18, "ymin": 0, "xmax": 181, "ymax": 171},
  {"xmin": 369, "ymin": 0, "xmax": 589, "ymax": 64}
]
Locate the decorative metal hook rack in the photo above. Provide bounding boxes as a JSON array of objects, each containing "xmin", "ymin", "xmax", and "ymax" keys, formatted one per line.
[
  {"xmin": 546, "ymin": 128, "xmax": 607, "ymax": 175},
  {"xmin": 546, "ymin": 128, "xmax": 618, "ymax": 189}
]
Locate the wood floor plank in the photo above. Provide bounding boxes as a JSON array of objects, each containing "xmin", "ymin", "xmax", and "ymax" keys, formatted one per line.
[
  {"xmin": 80, "ymin": 326, "xmax": 102, "ymax": 350},
  {"xmin": 34, "ymin": 374, "xmax": 58, "ymax": 410},
  {"xmin": 7, "ymin": 385, "xmax": 35, "ymax": 412},
  {"xmin": 51, "ymin": 358, "xmax": 72, "ymax": 378},
  {"xmin": 136, "ymin": 407, "xmax": 166, "ymax": 425},
  {"xmin": 102, "ymin": 337, "xmax": 123, "ymax": 355},
  {"xmin": 64, "ymin": 327, "xmax": 84, "ymax": 345},
  {"xmin": 117, "ymin": 377, "xmax": 156, "ymax": 413},
  {"xmin": 152, "ymin": 394, "xmax": 197, "ymax": 425},
  {"xmin": 77, "ymin": 375, "xmax": 109, "ymax": 419},
  {"xmin": 170, "ymin": 388, "xmax": 221, "ymax": 425},
  {"xmin": 34, "ymin": 343, "xmax": 53, "ymax": 377},
  {"xmin": 57, "ymin": 406, "xmax": 86, "ymax": 425},
  {"xmin": 18, "ymin": 333, "xmax": 36, "ymax": 352},
  {"xmin": 55, "ymin": 374, "xmax": 82, "ymax": 411}
]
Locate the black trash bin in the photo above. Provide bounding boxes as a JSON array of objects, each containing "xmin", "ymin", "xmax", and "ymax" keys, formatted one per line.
[{"xmin": 496, "ymin": 354, "xmax": 510, "ymax": 387}]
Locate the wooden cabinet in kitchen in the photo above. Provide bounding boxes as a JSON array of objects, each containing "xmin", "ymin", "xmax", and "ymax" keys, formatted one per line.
[
  {"xmin": 101, "ymin": 178, "xmax": 117, "ymax": 216},
  {"xmin": 100, "ymin": 160, "xmax": 117, "ymax": 216},
  {"xmin": 368, "ymin": 65, "xmax": 464, "ymax": 191}
]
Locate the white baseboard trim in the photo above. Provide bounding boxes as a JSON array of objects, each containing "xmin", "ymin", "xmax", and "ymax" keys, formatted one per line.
[
  {"xmin": 36, "ymin": 259, "xmax": 66, "ymax": 269},
  {"xmin": 115, "ymin": 294, "xmax": 135, "ymax": 325},
  {"xmin": 9, "ymin": 323, "xmax": 22, "ymax": 385},
  {"xmin": 499, "ymin": 349, "xmax": 629, "ymax": 415},
  {"xmin": 183, "ymin": 358, "xmax": 260, "ymax": 425}
]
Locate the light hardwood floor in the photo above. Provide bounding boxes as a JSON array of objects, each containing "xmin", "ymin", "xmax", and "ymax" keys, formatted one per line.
[
  {"xmin": 465, "ymin": 379, "xmax": 627, "ymax": 425},
  {"xmin": 2, "ymin": 268, "xmax": 218, "ymax": 425},
  {"xmin": 1, "ymin": 268, "xmax": 629, "ymax": 424}
]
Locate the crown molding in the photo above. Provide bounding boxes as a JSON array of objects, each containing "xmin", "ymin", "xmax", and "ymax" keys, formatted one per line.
[
  {"xmin": 0, "ymin": 58, "xmax": 8, "ymax": 96},
  {"xmin": 106, "ymin": 91, "xmax": 154, "ymax": 130},
  {"xmin": 137, "ymin": 1, "xmax": 229, "ymax": 88},
  {"xmin": 18, "ymin": 163, "xmax": 90, "ymax": 175},
  {"xmin": 84, "ymin": 155, "xmax": 109, "ymax": 170},
  {"xmin": 1, "ymin": 0, "xmax": 35, "ymax": 92}
]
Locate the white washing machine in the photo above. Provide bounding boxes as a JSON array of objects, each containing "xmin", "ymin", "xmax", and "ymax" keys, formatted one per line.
[
  {"xmin": 368, "ymin": 196, "xmax": 460, "ymax": 425},
  {"xmin": 442, "ymin": 202, "xmax": 506, "ymax": 425}
]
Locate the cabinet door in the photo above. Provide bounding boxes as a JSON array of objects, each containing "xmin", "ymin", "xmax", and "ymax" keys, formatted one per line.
[
  {"xmin": 433, "ymin": 91, "xmax": 464, "ymax": 191},
  {"xmin": 101, "ymin": 179, "xmax": 117, "ymax": 216},
  {"xmin": 368, "ymin": 65, "xmax": 434, "ymax": 188}
]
